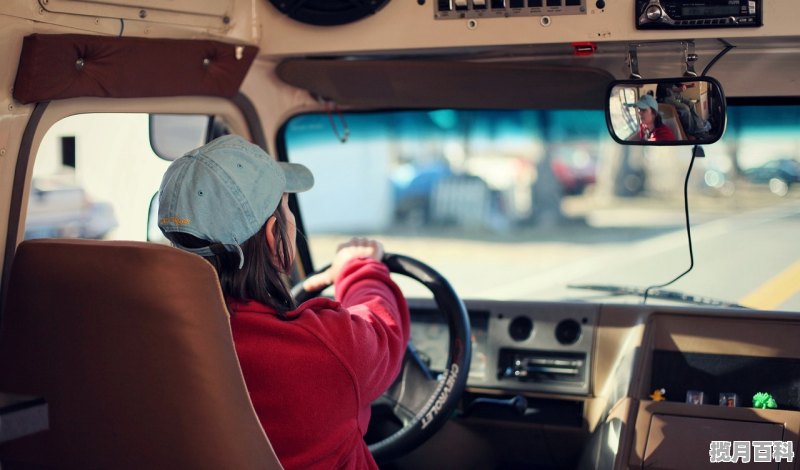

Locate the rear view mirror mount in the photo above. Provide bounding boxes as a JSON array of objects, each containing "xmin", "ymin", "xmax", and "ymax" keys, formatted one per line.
[{"xmin": 605, "ymin": 76, "xmax": 726, "ymax": 146}]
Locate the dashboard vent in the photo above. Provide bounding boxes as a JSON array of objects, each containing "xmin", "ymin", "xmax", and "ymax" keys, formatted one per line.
[{"xmin": 268, "ymin": 0, "xmax": 391, "ymax": 26}]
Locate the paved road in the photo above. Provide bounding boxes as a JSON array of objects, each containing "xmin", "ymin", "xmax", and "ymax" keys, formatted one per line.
[
  {"xmin": 502, "ymin": 200, "xmax": 800, "ymax": 311},
  {"xmin": 306, "ymin": 197, "xmax": 800, "ymax": 313}
]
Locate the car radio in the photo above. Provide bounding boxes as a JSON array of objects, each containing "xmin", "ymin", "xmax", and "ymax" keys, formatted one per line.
[{"xmin": 636, "ymin": 0, "xmax": 762, "ymax": 29}]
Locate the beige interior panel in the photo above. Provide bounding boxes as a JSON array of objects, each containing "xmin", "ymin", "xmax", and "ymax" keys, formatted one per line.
[
  {"xmin": 585, "ymin": 306, "xmax": 647, "ymax": 432},
  {"xmin": 256, "ymin": 1, "xmax": 800, "ymax": 58},
  {"xmin": 630, "ymin": 400, "xmax": 800, "ymax": 470},
  {"xmin": 651, "ymin": 315, "xmax": 800, "ymax": 358},
  {"xmin": 645, "ymin": 414, "xmax": 782, "ymax": 469},
  {"xmin": 592, "ymin": 307, "xmax": 648, "ymax": 396}
]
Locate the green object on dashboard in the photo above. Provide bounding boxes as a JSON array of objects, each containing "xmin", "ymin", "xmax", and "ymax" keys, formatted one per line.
[{"xmin": 752, "ymin": 392, "xmax": 778, "ymax": 409}]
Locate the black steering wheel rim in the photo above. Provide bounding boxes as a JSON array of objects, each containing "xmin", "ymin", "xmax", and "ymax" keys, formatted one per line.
[{"xmin": 292, "ymin": 253, "xmax": 471, "ymax": 463}]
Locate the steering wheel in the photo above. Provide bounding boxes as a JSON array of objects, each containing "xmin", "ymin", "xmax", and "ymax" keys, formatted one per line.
[{"xmin": 292, "ymin": 254, "xmax": 471, "ymax": 463}]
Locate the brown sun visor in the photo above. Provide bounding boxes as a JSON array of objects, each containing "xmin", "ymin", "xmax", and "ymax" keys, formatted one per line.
[
  {"xmin": 12, "ymin": 34, "xmax": 258, "ymax": 104},
  {"xmin": 276, "ymin": 59, "xmax": 615, "ymax": 110}
]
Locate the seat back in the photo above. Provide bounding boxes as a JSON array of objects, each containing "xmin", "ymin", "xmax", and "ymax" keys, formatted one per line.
[
  {"xmin": 0, "ymin": 239, "xmax": 283, "ymax": 469},
  {"xmin": 658, "ymin": 103, "xmax": 688, "ymax": 140}
]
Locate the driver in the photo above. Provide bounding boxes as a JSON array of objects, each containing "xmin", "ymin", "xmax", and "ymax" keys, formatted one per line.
[
  {"xmin": 157, "ymin": 135, "xmax": 410, "ymax": 470},
  {"xmin": 632, "ymin": 94, "xmax": 676, "ymax": 142}
]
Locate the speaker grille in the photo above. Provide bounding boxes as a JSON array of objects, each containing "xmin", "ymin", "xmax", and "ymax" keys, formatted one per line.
[{"xmin": 269, "ymin": 0, "xmax": 391, "ymax": 26}]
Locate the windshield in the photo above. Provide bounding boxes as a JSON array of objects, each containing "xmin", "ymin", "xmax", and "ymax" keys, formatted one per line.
[{"xmin": 283, "ymin": 106, "xmax": 800, "ymax": 312}]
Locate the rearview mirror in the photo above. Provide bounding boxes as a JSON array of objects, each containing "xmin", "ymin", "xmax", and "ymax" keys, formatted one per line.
[{"xmin": 605, "ymin": 77, "xmax": 726, "ymax": 146}]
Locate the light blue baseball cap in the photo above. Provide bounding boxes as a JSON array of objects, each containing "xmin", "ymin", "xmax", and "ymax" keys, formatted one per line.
[
  {"xmin": 631, "ymin": 94, "xmax": 659, "ymax": 112},
  {"xmin": 158, "ymin": 135, "xmax": 313, "ymax": 268}
]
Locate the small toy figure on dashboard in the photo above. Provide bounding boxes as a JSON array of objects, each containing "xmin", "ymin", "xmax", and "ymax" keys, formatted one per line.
[
  {"xmin": 719, "ymin": 392, "xmax": 738, "ymax": 407},
  {"xmin": 752, "ymin": 392, "xmax": 778, "ymax": 409},
  {"xmin": 686, "ymin": 390, "xmax": 704, "ymax": 405}
]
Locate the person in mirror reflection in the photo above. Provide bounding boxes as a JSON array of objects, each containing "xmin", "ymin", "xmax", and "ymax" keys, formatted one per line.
[
  {"xmin": 633, "ymin": 94, "xmax": 676, "ymax": 142},
  {"xmin": 157, "ymin": 135, "xmax": 410, "ymax": 470},
  {"xmin": 658, "ymin": 82, "xmax": 712, "ymax": 138}
]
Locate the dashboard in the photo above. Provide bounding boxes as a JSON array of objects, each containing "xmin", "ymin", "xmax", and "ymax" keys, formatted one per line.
[
  {"xmin": 408, "ymin": 298, "xmax": 598, "ymax": 396},
  {"xmin": 409, "ymin": 298, "xmax": 800, "ymax": 468}
]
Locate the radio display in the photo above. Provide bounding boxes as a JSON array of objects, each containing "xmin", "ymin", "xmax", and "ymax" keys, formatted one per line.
[{"xmin": 681, "ymin": 5, "xmax": 740, "ymax": 16}]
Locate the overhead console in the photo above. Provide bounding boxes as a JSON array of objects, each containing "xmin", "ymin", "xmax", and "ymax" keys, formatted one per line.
[
  {"xmin": 435, "ymin": 0, "xmax": 588, "ymax": 21},
  {"xmin": 256, "ymin": 0, "xmax": 795, "ymax": 60}
]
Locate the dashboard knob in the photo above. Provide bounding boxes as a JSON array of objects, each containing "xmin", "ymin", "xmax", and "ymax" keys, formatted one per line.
[{"xmin": 645, "ymin": 5, "xmax": 663, "ymax": 21}]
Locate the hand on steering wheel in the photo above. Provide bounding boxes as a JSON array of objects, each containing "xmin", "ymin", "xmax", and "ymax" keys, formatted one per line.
[
  {"xmin": 292, "ymin": 249, "xmax": 471, "ymax": 464},
  {"xmin": 301, "ymin": 237, "xmax": 384, "ymax": 292}
]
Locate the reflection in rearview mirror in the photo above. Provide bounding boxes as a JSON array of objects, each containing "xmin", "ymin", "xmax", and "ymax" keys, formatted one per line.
[{"xmin": 605, "ymin": 77, "xmax": 726, "ymax": 146}]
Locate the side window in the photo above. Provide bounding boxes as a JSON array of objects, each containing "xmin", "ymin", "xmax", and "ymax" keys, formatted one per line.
[
  {"xmin": 27, "ymin": 113, "xmax": 215, "ymax": 242},
  {"xmin": 608, "ymin": 87, "xmax": 640, "ymax": 140}
]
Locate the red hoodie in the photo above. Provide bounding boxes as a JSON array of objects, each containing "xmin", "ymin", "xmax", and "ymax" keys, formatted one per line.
[
  {"xmin": 638, "ymin": 123, "xmax": 676, "ymax": 141},
  {"xmin": 229, "ymin": 258, "xmax": 410, "ymax": 470}
]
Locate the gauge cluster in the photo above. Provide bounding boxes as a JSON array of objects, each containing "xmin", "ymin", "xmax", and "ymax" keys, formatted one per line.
[{"xmin": 408, "ymin": 299, "xmax": 598, "ymax": 395}]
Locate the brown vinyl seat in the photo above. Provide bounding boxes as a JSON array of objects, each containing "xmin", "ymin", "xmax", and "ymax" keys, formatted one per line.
[
  {"xmin": 0, "ymin": 239, "xmax": 284, "ymax": 469},
  {"xmin": 657, "ymin": 103, "xmax": 688, "ymax": 140}
]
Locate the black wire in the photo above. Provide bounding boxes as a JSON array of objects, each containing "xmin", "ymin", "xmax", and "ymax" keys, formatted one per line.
[
  {"xmin": 701, "ymin": 39, "xmax": 735, "ymax": 76},
  {"xmin": 642, "ymin": 147, "xmax": 699, "ymax": 304}
]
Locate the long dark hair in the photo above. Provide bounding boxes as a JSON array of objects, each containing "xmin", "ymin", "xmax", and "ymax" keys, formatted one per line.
[
  {"xmin": 167, "ymin": 207, "xmax": 297, "ymax": 317},
  {"xmin": 654, "ymin": 111, "xmax": 665, "ymax": 128}
]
